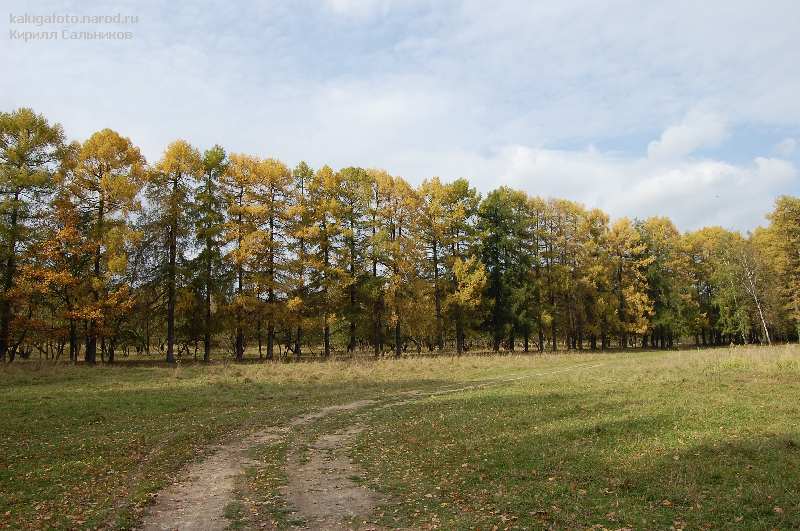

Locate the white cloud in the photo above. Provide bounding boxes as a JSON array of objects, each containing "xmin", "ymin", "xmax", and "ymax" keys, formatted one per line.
[
  {"xmin": 2, "ymin": 0, "xmax": 798, "ymax": 232},
  {"xmin": 364, "ymin": 109, "xmax": 793, "ymax": 231},
  {"xmin": 369, "ymin": 112, "xmax": 796, "ymax": 231},
  {"xmin": 478, "ymin": 146, "xmax": 795, "ymax": 231},
  {"xmin": 647, "ymin": 109, "xmax": 728, "ymax": 161},
  {"xmin": 314, "ymin": 76, "xmax": 451, "ymax": 129}
]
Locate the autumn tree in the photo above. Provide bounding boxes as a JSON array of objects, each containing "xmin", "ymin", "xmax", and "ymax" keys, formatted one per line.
[
  {"xmin": 577, "ymin": 208, "xmax": 612, "ymax": 350},
  {"xmin": 250, "ymin": 158, "xmax": 292, "ymax": 359},
  {"xmin": 286, "ymin": 161, "xmax": 314, "ymax": 359},
  {"xmin": 443, "ymin": 179, "xmax": 481, "ymax": 353},
  {"xmin": 365, "ymin": 169, "xmax": 392, "ymax": 355},
  {"xmin": 379, "ymin": 175, "xmax": 421, "ymax": 357},
  {"xmin": 0, "ymin": 108, "xmax": 65, "ymax": 361},
  {"xmin": 11, "ymin": 170, "xmax": 94, "ymax": 362},
  {"xmin": 536, "ymin": 199, "xmax": 561, "ymax": 351},
  {"xmin": 446, "ymin": 255, "xmax": 487, "ymax": 352},
  {"xmin": 548, "ymin": 200, "xmax": 591, "ymax": 351},
  {"xmin": 307, "ymin": 165, "xmax": 341, "ymax": 357},
  {"xmin": 221, "ymin": 153, "xmax": 259, "ymax": 360},
  {"xmin": 334, "ymin": 167, "xmax": 370, "ymax": 353},
  {"xmin": 636, "ymin": 217, "xmax": 697, "ymax": 348},
  {"xmin": 192, "ymin": 145, "xmax": 227, "ymax": 361},
  {"xmin": 685, "ymin": 228, "xmax": 778, "ymax": 345},
  {"xmin": 418, "ymin": 177, "xmax": 449, "ymax": 351},
  {"xmin": 71, "ymin": 129, "xmax": 144, "ymax": 363},
  {"xmin": 766, "ymin": 196, "xmax": 800, "ymax": 341},
  {"xmin": 732, "ymin": 233, "xmax": 774, "ymax": 345},
  {"xmin": 606, "ymin": 218, "xmax": 653, "ymax": 348},
  {"xmin": 38, "ymin": 184, "xmax": 94, "ymax": 361},
  {"xmin": 147, "ymin": 140, "xmax": 203, "ymax": 362}
]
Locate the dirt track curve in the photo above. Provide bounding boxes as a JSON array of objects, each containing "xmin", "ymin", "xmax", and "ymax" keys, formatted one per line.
[{"xmin": 138, "ymin": 362, "xmax": 602, "ymax": 530}]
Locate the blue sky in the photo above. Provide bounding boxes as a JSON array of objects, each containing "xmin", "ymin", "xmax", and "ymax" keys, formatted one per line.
[{"xmin": 3, "ymin": 0, "xmax": 799, "ymax": 230}]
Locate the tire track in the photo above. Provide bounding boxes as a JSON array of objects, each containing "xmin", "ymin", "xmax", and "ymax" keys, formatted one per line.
[{"xmin": 137, "ymin": 361, "xmax": 603, "ymax": 530}]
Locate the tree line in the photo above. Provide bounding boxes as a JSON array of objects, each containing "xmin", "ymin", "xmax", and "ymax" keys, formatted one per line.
[{"xmin": 1, "ymin": 108, "xmax": 798, "ymax": 363}]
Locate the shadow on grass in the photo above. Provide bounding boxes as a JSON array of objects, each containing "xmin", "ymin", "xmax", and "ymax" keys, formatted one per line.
[{"xmin": 358, "ymin": 387, "xmax": 800, "ymax": 529}]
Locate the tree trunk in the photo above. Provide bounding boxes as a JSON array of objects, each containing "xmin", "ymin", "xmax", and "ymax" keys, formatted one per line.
[
  {"xmin": 322, "ymin": 226, "xmax": 331, "ymax": 358},
  {"xmin": 166, "ymin": 222, "xmax": 177, "ymax": 363},
  {"xmin": 235, "ymin": 201, "xmax": 245, "ymax": 361},
  {"xmin": 323, "ymin": 318, "xmax": 331, "ymax": 358},
  {"xmin": 235, "ymin": 327, "xmax": 244, "ymax": 361},
  {"xmin": 0, "ymin": 192, "xmax": 18, "ymax": 362},
  {"xmin": 204, "ymin": 237, "xmax": 212, "ymax": 362},
  {"xmin": 617, "ymin": 261, "xmax": 625, "ymax": 350},
  {"xmin": 68, "ymin": 319, "xmax": 77, "ymax": 363},
  {"xmin": 433, "ymin": 240, "xmax": 443, "ymax": 350},
  {"xmin": 267, "ymin": 322, "xmax": 275, "ymax": 360},
  {"xmin": 86, "ymin": 197, "xmax": 104, "ymax": 365},
  {"xmin": 370, "ymin": 200, "xmax": 381, "ymax": 357},
  {"xmin": 394, "ymin": 319, "xmax": 401, "ymax": 358},
  {"xmin": 348, "ymin": 228, "xmax": 357, "ymax": 353},
  {"xmin": 538, "ymin": 321, "xmax": 545, "ymax": 352},
  {"xmin": 267, "ymin": 209, "xmax": 276, "ymax": 360},
  {"xmin": 455, "ymin": 309, "xmax": 464, "ymax": 355},
  {"xmin": 373, "ymin": 294, "xmax": 382, "ymax": 358},
  {"xmin": 257, "ymin": 318, "xmax": 263, "ymax": 359}
]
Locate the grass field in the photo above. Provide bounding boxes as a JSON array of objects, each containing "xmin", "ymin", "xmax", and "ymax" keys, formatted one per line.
[{"xmin": 1, "ymin": 346, "xmax": 799, "ymax": 529}]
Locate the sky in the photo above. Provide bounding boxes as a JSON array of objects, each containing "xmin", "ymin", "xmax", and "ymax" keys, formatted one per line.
[{"xmin": 3, "ymin": 0, "xmax": 799, "ymax": 231}]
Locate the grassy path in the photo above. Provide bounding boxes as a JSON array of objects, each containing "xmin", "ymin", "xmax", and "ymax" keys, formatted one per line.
[
  {"xmin": 219, "ymin": 360, "xmax": 614, "ymax": 529},
  {"xmin": 143, "ymin": 361, "xmax": 606, "ymax": 529},
  {"xmin": 1, "ymin": 354, "xmax": 598, "ymax": 529},
  {"xmin": 139, "ymin": 399, "xmax": 378, "ymax": 530}
]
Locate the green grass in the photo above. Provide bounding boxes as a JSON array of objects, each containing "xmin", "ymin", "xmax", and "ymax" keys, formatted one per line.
[
  {"xmin": 351, "ymin": 345, "xmax": 800, "ymax": 529},
  {"xmin": 2, "ymin": 346, "xmax": 798, "ymax": 529},
  {"xmin": 0, "ymin": 353, "xmax": 570, "ymax": 529}
]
